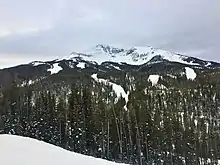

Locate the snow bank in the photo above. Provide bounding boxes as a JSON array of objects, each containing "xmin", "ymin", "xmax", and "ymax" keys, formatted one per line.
[
  {"xmin": 185, "ymin": 67, "xmax": 197, "ymax": 80},
  {"xmin": 0, "ymin": 134, "xmax": 127, "ymax": 165},
  {"xmin": 48, "ymin": 63, "xmax": 63, "ymax": 74},
  {"xmin": 91, "ymin": 74, "xmax": 129, "ymax": 110}
]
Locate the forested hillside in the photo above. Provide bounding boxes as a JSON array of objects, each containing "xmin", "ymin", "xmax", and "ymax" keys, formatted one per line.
[{"xmin": 0, "ymin": 70, "xmax": 220, "ymax": 165}]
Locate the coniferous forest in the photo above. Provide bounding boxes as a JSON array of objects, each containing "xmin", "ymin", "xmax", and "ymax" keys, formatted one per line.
[{"xmin": 0, "ymin": 72, "xmax": 220, "ymax": 165}]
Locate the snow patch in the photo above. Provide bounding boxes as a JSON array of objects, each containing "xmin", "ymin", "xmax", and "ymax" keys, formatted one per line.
[
  {"xmin": 31, "ymin": 61, "xmax": 46, "ymax": 66},
  {"xmin": 77, "ymin": 62, "xmax": 86, "ymax": 69},
  {"xmin": 48, "ymin": 63, "xmax": 63, "ymax": 74},
  {"xmin": 148, "ymin": 75, "xmax": 160, "ymax": 86},
  {"xmin": 205, "ymin": 62, "xmax": 212, "ymax": 67},
  {"xmin": 113, "ymin": 66, "xmax": 121, "ymax": 70},
  {"xmin": 110, "ymin": 64, "xmax": 121, "ymax": 70},
  {"xmin": 185, "ymin": 67, "xmax": 197, "ymax": 80},
  {"xmin": 91, "ymin": 74, "xmax": 129, "ymax": 110},
  {"xmin": 0, "ymin": 135, "xmax": 126, "ymax": 165}
]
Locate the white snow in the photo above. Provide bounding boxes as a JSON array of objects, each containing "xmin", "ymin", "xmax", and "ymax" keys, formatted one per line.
[
  {"xmin": 48, "ymin": 63, "xmax": 63, "ymax": 74},
  {"xmin": 91, "ymin": 74, "xmax": 129, "ymax": 110},
  {"xmin": 31, "ymin": 61, "xmax": 46, "ymax": 66},
  {"xmin": 113, "ymin": 66, "xmax": 121, "ymax": 70},
  {"xmin": 148, "ymin": 75, "xmax": 160, "ymax": 86},
  {"xmin": 62, "ymin": 45, "xmax": 201, "ymax": 66},
  {"xmin": 108, "ymin": 64, "xmax": 121, "ymax": 70},
  {"xmin": 205, "ymin": 62, "xmax": 212, "ymax": 67},
  {"xmin": 185, "ymin": 67, "xmax": 197, "ymax": 80},
  {"xmin": 77, "ymin": 62, "xmax": 86, "ymax": 69},
  {"xmin": 0, "ymin": 134, "xmax": 126, "ymax": 165},
  {"xmin": 134, "ymin": 46, "xmax": 198, "ymax": 65}
]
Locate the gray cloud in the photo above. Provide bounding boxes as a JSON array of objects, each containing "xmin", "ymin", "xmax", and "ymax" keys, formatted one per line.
[{"xmin": 0, "ymin": 0, "xmax": 220, "ymax": 68}]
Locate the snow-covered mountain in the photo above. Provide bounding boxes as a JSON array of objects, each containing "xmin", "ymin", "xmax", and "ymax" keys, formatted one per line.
[
  {"xmin": 0, "ymin": 134, "xmax": 126, "ymax": 165},
  {"xmin": 57, "ymin": 44, "xmax": 220, "ymax": 67}
]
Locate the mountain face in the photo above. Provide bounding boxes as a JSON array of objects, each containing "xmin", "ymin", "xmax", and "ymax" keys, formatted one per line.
[{"xmin": 1, "ymin": 45, "xmax": 220, "ymax": 164}]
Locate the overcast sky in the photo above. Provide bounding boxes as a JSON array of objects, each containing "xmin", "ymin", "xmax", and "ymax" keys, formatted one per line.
[{"xmin": 0, "ymin": 0, "xmax": 220, "ymax": 68}]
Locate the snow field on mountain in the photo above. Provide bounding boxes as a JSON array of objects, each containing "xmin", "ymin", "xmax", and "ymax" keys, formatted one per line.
[
  {"xmin": 134, "ymin": 46, "xmax": 199, "ymax": 65},
  {"xmin": 185, "ymin": 67, "xmax": 197, "ymax": 80},
  {"xmin": 65, "ymin": 45, "xmax": 206, "ymax": 67},
  {"xmin": 48, "ymin": 63, "xmax": 63, "ymax": 74},
  {"xmin": 77, "ymin": 62, "xmax": 86, "ymax": 69},
  {"xmin": 148, "ymin": 75, "xmax": 160, "ymax": 86},
  {"xmin": 0, "ymin": 134, "xmax": 127, "ymax": 165}
]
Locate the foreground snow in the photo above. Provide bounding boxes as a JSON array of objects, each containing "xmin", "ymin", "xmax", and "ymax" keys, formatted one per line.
[{"xmin": 0, "ymin": 135, "xmax": 127, "ymax": 165}]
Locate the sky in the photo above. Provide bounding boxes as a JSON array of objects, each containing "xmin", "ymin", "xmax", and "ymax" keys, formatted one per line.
[{"xmin": 0, "ymin": 0, "xmax": 220, "ymax": 68}]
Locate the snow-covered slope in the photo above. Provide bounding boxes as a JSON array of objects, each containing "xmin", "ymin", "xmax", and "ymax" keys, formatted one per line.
[
  {"xmin": 185, "ymin": 67, "xmax": 197, "ymax": 80},
  {"xmin": 148, "ymin": 75, "xmax": 160, "ymax": 86},
  {"xmin": 91, "ymin": 74, "xmax": 129, "ymax": 110},
  {"xmin": 0, "ymin": 135, "xmax": 126, "ymax": 165},
  {"xmin": 60, "ymin": 44, "xmax": 218, "ymax": 67}
]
